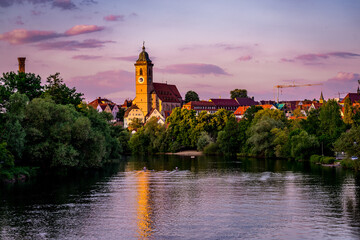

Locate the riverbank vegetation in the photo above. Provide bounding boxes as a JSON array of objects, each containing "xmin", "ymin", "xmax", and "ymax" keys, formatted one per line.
[
  {"xmin": 130, "ymin": 99, "xmax": 360, "ymax": 170},
  {"xmin": 0, "ymin": 71, "xmax": 130, "ymax": 182}
]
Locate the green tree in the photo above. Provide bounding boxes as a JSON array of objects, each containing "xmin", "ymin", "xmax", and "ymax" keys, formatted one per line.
[
  {"xmin": 116, "ymin": 108, "xmax": 126, "ymax": 121},
  {"xmin": 2, "ymin": 93, "xmax": 28, "ymax": 160},
  {"xmin": 247, "ymin": 117, "xmax": 284, "ymax": 157},
  {"xmin": 197, "ymin": 132, "xmax": 213, "ymax": 151},
  {"xmin": 184, "ymin": 90, "xmax": 200, "ymax": 103},
  {"xmin": 42, "ymin": 73, "xmax": 83, "ymax": 107},
  {"xmin": 217, "ymin": 116, "xmax": 240, "ymax": 155},
  {"xmin": 334, "ymin": 125, "xmax": 360, "ymax": 158},
  {"xmin": 300, "ymin": 109, "xmax": 320, "ymax": 136},
  {"xmin": 0, "ymin": 71, "xmax": 42, "ymax": 109},
  {"xmin": 343, "ymin": 97, "xmax": 354, "ymax": 125},
  {"xmin": 128, "ymin": 118, "xmax": 143, "ymax": 130},
  {"xmin": 253, "ymin": 108, "xmax": 286, "ymax": 124},
  {"xmin": 0, "ymin": 142, "xmax": 15, "ymax": 169},
  {"xmin": 230, "ymin": 89, "xmax": 248, "ymax": 99},
  {"xmin": 243, "ymin": 105, "xmax": 263, "ymax": 123},
  {"xmin": 290, "ymin": 130, "xmax": 319, "ymax": 160}
]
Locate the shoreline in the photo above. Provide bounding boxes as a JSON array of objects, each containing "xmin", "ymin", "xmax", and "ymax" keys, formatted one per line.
[{"xmin": 165, "ymin": 150, "xmax": 203, "ymax": 156}]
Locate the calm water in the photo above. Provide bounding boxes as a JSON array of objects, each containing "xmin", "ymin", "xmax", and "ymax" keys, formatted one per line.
[{"xmin": 1, "ymin": 156, "xmax": 360, "ymax": 240}]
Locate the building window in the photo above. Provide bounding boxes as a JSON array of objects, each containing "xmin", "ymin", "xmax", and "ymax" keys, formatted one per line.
[{"xmin": 140, "ymin": 68, "xmax": 143, "ymax": 75}]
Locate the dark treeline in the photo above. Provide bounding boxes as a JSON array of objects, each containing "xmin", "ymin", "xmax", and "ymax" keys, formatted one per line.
[
  {"xmin": 0, "ymin": 72, "xmax": 130, "ymax": 181},
  {"xmin": 130, "ymin": 98, "xmax": 360, "ymax": 170}
]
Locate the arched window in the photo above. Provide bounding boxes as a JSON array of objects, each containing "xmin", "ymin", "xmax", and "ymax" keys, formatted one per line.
[{"xmin": 140, "ymin": 68, "xmax": 143, "ymax": 75}]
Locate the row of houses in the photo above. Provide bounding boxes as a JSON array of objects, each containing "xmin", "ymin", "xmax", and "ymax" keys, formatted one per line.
[{"xmin": 88, "ymin": 91, "xmax": 360, "ymax": 128}]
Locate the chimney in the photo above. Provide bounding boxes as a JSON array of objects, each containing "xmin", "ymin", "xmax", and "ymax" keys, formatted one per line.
[{"xmin": 18, "ymin": 57, "xmax": 26, "ymax": 73}]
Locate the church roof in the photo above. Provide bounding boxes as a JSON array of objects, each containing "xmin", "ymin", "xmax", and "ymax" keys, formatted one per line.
[
  {"xmin": 136, "ymin": 46, "xmax": 152, "ymax": 62},
  {"xmin": 153, "ymin": 82, "xmax": 182, "ymax": 103}
]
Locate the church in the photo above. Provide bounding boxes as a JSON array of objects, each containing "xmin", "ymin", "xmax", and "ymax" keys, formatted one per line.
[{"xmin": 124, "ymin": 45, "xmax": 182, "ymax": 128}]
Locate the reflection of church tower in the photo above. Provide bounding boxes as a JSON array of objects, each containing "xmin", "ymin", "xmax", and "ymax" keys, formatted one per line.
[
  {"xmin": 133, "ymin": 44, "xmax": 154, "ymax": 117},
  {"xmin": 319, "ymin": 91, "xmax": 324, "ymax": 104}
]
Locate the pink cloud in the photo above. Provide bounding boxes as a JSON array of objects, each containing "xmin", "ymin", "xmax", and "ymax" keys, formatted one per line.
[
  {"xmin": 64, "ymin": 25, "xmax": 104, "ymax": 36},
  {"xmin": 70, "ymin": 69, "xmax": 134, "ymax": 102},
  {"xmin": 237, "ymin": 55, "xmax": 252, "ymax": 62},
  {"xmin": 72, "ymin": 55, "xmax": 102, "ymax": 60},
  {"xmin": 36, "ymin": 39, "xmax": 114, "ymax": 50},
  {"xmin": 159, "ymin": 63, "xmax": 230, "ymax": 76},
  {"xmin": 103, "ymin": 15, "xmax": 125, "ymax": 22},
  {"xmin": 0, "ymin": 29, "xmax": 60, "ymax": 44},
  {"xmin": 0, "ymin": 25, "xmax": 105, "ymax": 45}
]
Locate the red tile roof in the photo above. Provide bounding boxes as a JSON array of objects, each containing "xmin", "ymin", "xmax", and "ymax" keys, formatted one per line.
[
  {"xmin": 235, "ymin": 97, "xmax": 258, "ymax": 106},
  {"xmin": 209, "ymin": 98, "xmax": 239, "ymax": 107},
  {"xmin": 88, "ymin": 97, "xmax": 115, "ymax": 109},
  {"xmin": 340, "ymin": 93, "xmax": 360, "ymax": 104},
  {"xmin": 153, "ymin": 83, "xmax": 182, "ymax": 103},
  {"xmin": 234, "ymin": 106, "xmax": 250, "ymax": 115}
]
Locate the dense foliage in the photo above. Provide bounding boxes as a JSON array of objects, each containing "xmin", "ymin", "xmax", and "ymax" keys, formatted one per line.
[
  {"xmin": 230, "ymin": 88, "xmax": 248, "ymax": 99},
  {"xmin": 0, "ymin": 72, "xmax": 129, "ymax": 181},
  {"xmin": 184, "ymin": 90, "xmax": 200, "ymax": 103}
]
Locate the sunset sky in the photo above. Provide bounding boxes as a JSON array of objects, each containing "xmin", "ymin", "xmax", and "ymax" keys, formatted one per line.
[{"xmin": 1, "ymin": 0, "xmax": 359, "ymax": 103}]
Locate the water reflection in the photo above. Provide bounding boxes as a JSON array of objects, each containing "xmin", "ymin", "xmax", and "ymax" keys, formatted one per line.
[
  {"xmin": 136, "ymin": 171, "xmax": 154, "ymax": 239},
  {"xmin": 1, "ymin": 156, "xmax": 360, "ymax": 239}
]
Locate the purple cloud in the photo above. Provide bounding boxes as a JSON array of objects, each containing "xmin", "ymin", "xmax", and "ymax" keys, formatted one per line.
[
  {"xmin": 0, "ymin": 0, "xmax": 79, "ymax": 10},
  {"xmin": 31, "ymin": 10, "xmax": 43, "ymax": 15},
  {"xmin": 0, "ymin": 29, "xmax": 60, "ymax": 44},
  {"xmin": 282, "ymin": 52, "xmax": 360, "ymax": 64},
  {"xmin": 52, "ymin": 0, "xmax": 76, "ymax": 10},
  {"xmin": 237, "ymin": 55, "xmax": 252, "ymax": 62},
  {"xmin": 36, "ymin": 39, "xmax": 114, "ymax": 50},
  {"xmin": 104, "ymin": 14, "xmax": 125, "ymax": 22},
  {"xmin": 159, "ymin": 63, "xmax": 230, "ymax": 76},
  {"xmin": 70, "ymin": 69, "xmax": 134, "ymax": 101},
  {"xmin": 0, "ymin": 25, "xmax": 105, "ymax": 45},
  {"xmin": 72, "ymin": 55, "xmax": 102, "ymax": 60}
]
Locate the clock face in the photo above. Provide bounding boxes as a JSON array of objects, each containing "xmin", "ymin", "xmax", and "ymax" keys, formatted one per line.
[{"xmin": 138, "ymin": 77, "xmax": 144, "ymax": 83}]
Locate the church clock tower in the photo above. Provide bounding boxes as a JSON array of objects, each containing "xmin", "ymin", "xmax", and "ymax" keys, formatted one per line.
[{"xmin": 133, "ymin": 43, "xmax": 154, "ymax": 116}]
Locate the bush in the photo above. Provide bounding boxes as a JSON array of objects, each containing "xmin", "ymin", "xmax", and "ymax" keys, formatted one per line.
[
  {"xmin": 341, "ymin": 159, "xmax": 360, "ymax": 171},
  {"xmin": 310, "ymin": 154, "xmax": 322, "ymax": 164},
  {"xmin": 321, "ymin": 157, "xmax": 335, "ymax": 164},
  {"xmin": 197, "ymin": 132, "xmax": 213, "ymax": 151},
  {"xmin": 203, "ymin": 142, "xmax": 219, "ymax": 155}
]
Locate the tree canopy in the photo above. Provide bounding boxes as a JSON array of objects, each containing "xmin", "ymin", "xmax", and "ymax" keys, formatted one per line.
[
  {"xmin": 185, "ymin": 90, "xmax": 200, "ymax": 103},
  {"xmin": 230, "ymin": 89, "xmax": 248, "ymax": 99}
]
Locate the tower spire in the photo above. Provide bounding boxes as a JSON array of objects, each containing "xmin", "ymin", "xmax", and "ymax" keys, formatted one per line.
[{"xmin": 142, "ymin": 41, "xmax": 145, "ymax": 51}]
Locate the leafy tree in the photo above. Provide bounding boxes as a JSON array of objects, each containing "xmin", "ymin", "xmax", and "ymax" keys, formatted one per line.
[
  {"xmin": 42, "ymin": 73, "xmax": 83, "ymax": 107},
  {"xmin": 300, "ymin": 109, "xmax": 320, "ymax": 136},
  {"xmin": 197, "ymin": 132, "xmax": 213, "ymax": 151},
  {"xmin": 185, "ymin": 90, "xmax": 200, "ymax": 103},
  {"xmin": 272, "ymin": 127, "xmax": 290, "ymax": 158},
  {"xmin": 0, "ymin": 71, "xmax": 42, "ymax": 109},
  {"xmin": 253, "ymin": 108, "xmax": 286, "ymax": 125},
  {"xmin": 334, "ymin": 125, "xmax": 360, "ymax": 158},
  {"xmin": 290, "ymin": 130, "xmax": 319, "ymax": 160},
  {"xmin": 230, "ymin": 89, "xmax": 248, "ymax": 99},
  {"xmin": 128, "ymin": 118, "xmax": 143, "ymax": 130},
  {"xmin": 0, "ymin": 142, "xmax": 15, "ymax": 169},
  {"xmin": 2, "ymin": 93, "xmax": 28, "ymax": 160},
  {"xmin": 116, "ymin": 108, "xmax": 126, "ymax": 121},
  {"xmin": 243, "ymin": 105, "xmax": 263, "ymax": 123},
  {"xmin": 217, "ymin": 116, "xmax": 240, "ymax": 155},
  {"xmin": 343, "ymin": 97, "xmax": 354, "ymax": 124},
  {"xmin": 247, "ymin": 117, "xmax": 284, "ymax": 157}
]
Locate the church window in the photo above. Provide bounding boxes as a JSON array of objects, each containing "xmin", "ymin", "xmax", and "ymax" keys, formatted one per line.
[{"xmin": 140, "ymin": 68, "xmax": 143, "ymax": 75}]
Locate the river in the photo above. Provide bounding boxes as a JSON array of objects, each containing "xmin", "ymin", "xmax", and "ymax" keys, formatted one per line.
[{"xmin": 1, "ymin": 155, "xmax": 360, "ymax": 239}]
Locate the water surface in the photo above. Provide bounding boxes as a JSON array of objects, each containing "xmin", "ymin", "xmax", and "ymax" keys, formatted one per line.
[{"xmin": 1, "ymin": 156, "xmax": 360, "ymax": 239}]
